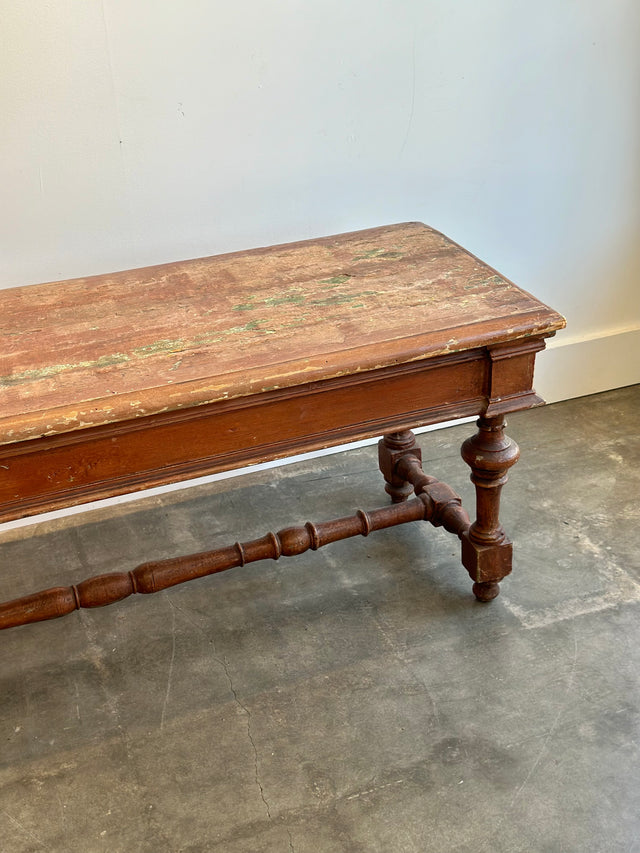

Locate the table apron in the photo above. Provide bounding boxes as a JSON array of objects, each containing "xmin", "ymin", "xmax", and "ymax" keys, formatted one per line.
[{"xmin": 0, "ymin": 343, "xmax": 543, "ymax": 522}]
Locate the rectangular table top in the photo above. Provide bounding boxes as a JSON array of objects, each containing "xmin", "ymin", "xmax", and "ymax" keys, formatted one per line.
[{"xmin": 1, "ymin": 223, "xmax": 564, "ymax": 445}]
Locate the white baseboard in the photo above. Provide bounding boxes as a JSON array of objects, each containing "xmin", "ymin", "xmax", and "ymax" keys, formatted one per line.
[{"xmin": 535, "ymin": 327, "xmax": 640, "ymax": 403}]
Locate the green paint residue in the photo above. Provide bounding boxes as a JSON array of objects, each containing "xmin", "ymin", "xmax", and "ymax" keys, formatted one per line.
[
  {"xmin": 319, "ymin": 275, "xmax": 351, "ymax": 285},
  {"xmin": 264, "ymin": 294, "xmax": 306, "ymax": 307},
  {"xmin": 353, "ymin": 248, "xmax": 403, "ymax": 261},
  {"xmin": 4, "ymin": 280, "xmax": 380, "ymax": 389},
  {"xmin": 227, "ymin": 321, "xmax": 264, "ymax": 334},
  {"xmin": 464, "ymin": 274, "xmax": 504, "ymax": 291},
  {"xmin": 310, "ymin": 294, "xmax": 363, "ymax": 308},
  {"xmin": 2, "ymin": 352, "xmax": 132, "ymax": 387},
  {"xmin": 2, "ymin": 318, "xmax": 282, "ymax": 388},
  {"xmin": 284, "ymin": 314, "xmax": 312, "ymax": 326},
  {"xmin": 233, "ymin": 290, "xmax": 307, "ymax": 310},
  {"xmin": 134, "ymin": 339, "xmax": 179, "ymax": 356}
]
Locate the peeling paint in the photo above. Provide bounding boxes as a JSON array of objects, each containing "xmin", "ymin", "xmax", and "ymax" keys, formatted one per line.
[
  {"xmin": 0, "ymin": 222, "xmax": 565, "ymax": 446},
  {"xmin": 309, "ymin": 294, "xmax": 364, "ymax": 308},
  {"xmin": 1, "ymin": 353, "xmax": 132, "ymax": 387},
  {"xmin": 234, "ymin": 293, "xmax": 306, "ymax": 310},
  {"xmin": 464, "ymin": 274, "xmax": 506, "ymax": 290},
  {"xmin": 319, "ymin": 275, "xmax": 352, "ymax": 285},
  {"xmin": 264, "ymin": 294, "xmax": 306, "ymax": 307},
  {"xmin": 353, "ymin": 248, "xmax": 403, "ymax": 261}
]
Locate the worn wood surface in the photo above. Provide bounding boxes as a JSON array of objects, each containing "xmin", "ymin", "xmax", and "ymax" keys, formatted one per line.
[
  {"xmin": 0, "ymin": 225, "xmax": 565, "ymax": 613},
  {"xmin": 1, "ymin": 222, "xmax": 564, "ymax": 445}
]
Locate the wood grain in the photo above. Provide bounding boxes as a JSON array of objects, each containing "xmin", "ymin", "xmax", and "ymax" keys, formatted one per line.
[
  {"xmin": 1, "ymin": 222, "xmax": 565, "ymax": 445},
  {"xmin": 0, "ymin": 224, "xmax": 567, "ymax": 614}
]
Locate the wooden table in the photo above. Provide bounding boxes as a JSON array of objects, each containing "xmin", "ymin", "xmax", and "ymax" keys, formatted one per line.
[{"xmin": 0, "ymin": 223, "xmax": 565, "ymax": 629}]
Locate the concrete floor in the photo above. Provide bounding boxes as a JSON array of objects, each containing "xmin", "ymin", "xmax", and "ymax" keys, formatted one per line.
[{"xmin": 0, "ymin": 386, "xmax": 638, "ymax": 852}]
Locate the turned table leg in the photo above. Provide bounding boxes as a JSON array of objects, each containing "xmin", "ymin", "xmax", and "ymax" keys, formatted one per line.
[
  {"xmin": 378, "ymin": 431, "xmax": 422, "ymax": 502},
  {"xmin": 460, "ymin": 415, "xmax": 520, "ymax": 601}
]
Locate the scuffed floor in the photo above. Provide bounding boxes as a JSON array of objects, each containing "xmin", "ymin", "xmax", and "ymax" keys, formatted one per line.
[{"xmin": 1, "ymin": 386, "xmax": 638, "ymax": 852}]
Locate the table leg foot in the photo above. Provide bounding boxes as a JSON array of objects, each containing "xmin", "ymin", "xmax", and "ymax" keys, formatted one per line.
[
  {"xmin": 472, "ymin": 581, "xmax": 500, "ymax": 602},
  {"xmin": 461, "ymin": 415, "xmax": 520, "ymax": 599}
]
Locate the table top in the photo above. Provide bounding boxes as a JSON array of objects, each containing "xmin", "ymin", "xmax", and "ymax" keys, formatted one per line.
[{"xmin": 1, "ymin": 222, "xmax": 564, "ymax": 445}]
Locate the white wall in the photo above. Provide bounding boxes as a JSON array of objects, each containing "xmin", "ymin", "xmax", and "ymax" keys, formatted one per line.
[{"xmin": 3, "ymin": 1, "xmax": 639, "ymax": 402}]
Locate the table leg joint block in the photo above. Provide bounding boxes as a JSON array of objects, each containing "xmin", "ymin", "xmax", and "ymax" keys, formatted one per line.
[{"xmin": 461, "ymin": 530, "xmax": 513, "ymax": 582}]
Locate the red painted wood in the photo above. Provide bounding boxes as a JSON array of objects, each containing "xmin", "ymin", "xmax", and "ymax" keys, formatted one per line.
[
  {"xmin": 0, "ymin": 351, "xmax": 490, "ymax": 521},
  {"xmin": 1, "ymin": 222, "xmax": 564, "ymax": 446},
  {"xmin": 0, "ymin": 496, "xmax": 435, "ymax": 630},
  {"xmin": 0, "ymin": 224, "xmax": 566, "ymax": 615}
]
